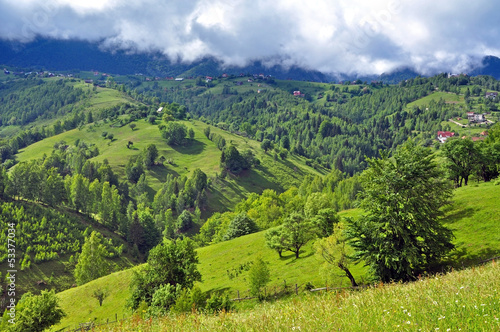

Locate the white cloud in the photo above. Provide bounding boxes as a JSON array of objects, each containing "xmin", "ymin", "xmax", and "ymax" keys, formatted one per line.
[{"xmin": 1, "ymin": 0, "xmax": 500, "ymax": 75}]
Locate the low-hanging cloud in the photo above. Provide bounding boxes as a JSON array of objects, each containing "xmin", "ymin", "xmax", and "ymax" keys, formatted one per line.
[{"xmin": 1, "ymin": 0, "xmax": 500, "ymax": 75}]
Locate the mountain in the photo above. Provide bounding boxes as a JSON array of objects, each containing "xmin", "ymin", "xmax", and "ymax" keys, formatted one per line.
[
  {"xmin": 2, "ymin": 37, "xmax": 500, "ymax": 85},
  {"xmin": 469, "ymin": 55, "xmax": 500, "ymax": 79},
  {"xmin": 0, "ymin": 38, "xmax": 328, "ymax": 81}
]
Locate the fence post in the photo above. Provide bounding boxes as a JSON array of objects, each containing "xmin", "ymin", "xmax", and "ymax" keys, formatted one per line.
[
  {"xmin": 295, "ymin": 284, "xmax": 298, "ymax": 295},
  {"xmin": 237, "ymin": 290, "xmax": 240, "ymax": 301},
  {"xmin": 326, "ymin": 283, "xmax": 328, "ymax": 292},
  {"xmin": 115, "ymin": 313, "xmax": 117, "ymax": 322}
]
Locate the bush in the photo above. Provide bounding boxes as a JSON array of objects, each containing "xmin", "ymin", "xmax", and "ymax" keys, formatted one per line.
[
  {"xmin": 205, "ymin": 292, "xmax": 234, "ymax": 314},
  {"xmin": 223, "ymin": 213, "xmax": 258, "ymax": 241}
]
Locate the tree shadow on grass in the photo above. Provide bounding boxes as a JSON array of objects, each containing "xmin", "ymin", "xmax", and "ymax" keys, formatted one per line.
[
  {"xmin": 170, "ymin": 139, "xmax": 206, "ymax": 155},
  {"xmin": 442, "ymin": 206, "xmax": 477, "ymax": 225},
  {"xmin": 147, "ymin": 164, "xmax": 179, "ymax": 182}
]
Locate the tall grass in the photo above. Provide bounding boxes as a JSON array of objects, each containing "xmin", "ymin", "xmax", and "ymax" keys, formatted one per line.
[{"xmin": 91, "ymin": 261, "xmax": 499, "ymax": 331}]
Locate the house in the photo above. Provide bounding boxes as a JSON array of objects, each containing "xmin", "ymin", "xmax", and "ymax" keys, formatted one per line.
[
  {"xmin": 157, "ymin": 107, "xmax": 163, "ymax": 113},
  {"xmin": 467, "ymin": 112, "xmax": 485, "ymax": 123},
  {"xmin": 175, "ymin": 78, "xmax": 184, "ymax": 81},
  {"xmin": 222, "ymin": 73, "xmax": 228, "ymax": 78},
  {"xmin": 471, "ymin": 136, "xmax": 485, "ymax": 142},
  {"xmin": 480, "ymin": 131, "xmax": 488, "ymax": 136},
  {"xmin": 293, "ymin": 91, "xmax": 305, "ymax": 97},
  {"xmin": 437, "ymin": 131, "xmax": 455, "ymax": 143},
  {"xmin": 84, "ymin": 79, "xmax": 93, "ymax": 84},
  {"xmin": 3, "ymin": 69, "xmax": 10, "ymax": 74},
  {"xmin": 485, "ymin": 91, "xmax": 498, "ymax": 99}
]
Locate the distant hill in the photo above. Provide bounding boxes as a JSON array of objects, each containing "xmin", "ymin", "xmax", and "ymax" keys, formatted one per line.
[
  {"xmin": 3, "ymin": 38, "xmax": 500, "ymax": 83},
  {"xmin": 469, "ymin": 55, "xmax": 500, "ymax": 79},
  {"xmin": 0, "ymin": 38, "xmax": 328, "ymax": 81}
]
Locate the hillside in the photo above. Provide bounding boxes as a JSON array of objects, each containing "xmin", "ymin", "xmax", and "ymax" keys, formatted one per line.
[
  {"xmin": 77, "ymin": 261, "xmax": 500, "ymax": 331},
  {"xmin": 50, "ymin": 181, "xmax": 500, "ymax": 330},
  {"xmin": 15, "ymin": 117, "xmax": 323, "ymax": 216}
]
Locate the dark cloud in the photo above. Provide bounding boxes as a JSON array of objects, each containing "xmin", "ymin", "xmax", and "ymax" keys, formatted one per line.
[{"xmin": 1, "ymin": 0, "xmax": 499, "ymax": 75}]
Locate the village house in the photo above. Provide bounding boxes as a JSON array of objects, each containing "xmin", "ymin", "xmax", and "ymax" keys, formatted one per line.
[
  {"xmin": 437, "ymin": 131, "xmax": 455, "ymax": 143},
  {"xmin": 293, "ymin": 91, "xmax": 305, "ymax": 97},
  {"xmin": 467, "ymin": 112, "xmax": 486, "ymax": 123},
  {"xmin": 485, "ymin": 91, "xmax": 498, "ymax": 99}
]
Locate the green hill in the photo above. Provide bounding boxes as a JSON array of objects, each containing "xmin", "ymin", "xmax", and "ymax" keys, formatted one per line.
[
  {"xmin": 73, "ymin": 261, "xmax": 500, "ymax": 331},
  {"xmin": 50, "ymin": 181, "xmax": 500, "ymax": 331},
  {"xmin": 16, "ymin": 117, "xmax": 323, "ymax": 217}
]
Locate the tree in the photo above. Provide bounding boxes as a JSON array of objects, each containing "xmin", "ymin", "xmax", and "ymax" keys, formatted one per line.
[
  {"xmin": 191, "ymin": 168, "xmax": 208, "ymax": 192},
  {"xmin": 143, "ymin": 144, "xmax": 158, "ymax": 168},
  {"xmin": 223, "ymin": 212, "xmax": 258, "ymax": 241},
  {"xmin": 260, "ymin": 139, "xmax": 272, "ymax": 152},
  {"xmin": 315, "ymin": 223, "xmax": 357, "ymax": 287},
  {"xmin": 129, "ymin": 123, "xmax": 137, "ymax": 131},
  {"xmin": 74, "ymin": 231, "xmax": 110, "ymax": 285},
  {"xmin": 128, "ymin": 238, "xmax": 201, "ymax": 310},
  {"xmin": 347, "ymin": 140, "xmax": 454, "ymax": 282},
  {"xmin": 248, "ymin": 257, "xmax": 270, "ymax": 299},
  {"xmin": 8, "ymin": 290, "xmax": 65, "ymax": 332},
  {"xmin": 188, "ymin": 128, "xmax": 195, "ymax": 139},
  {"xmin": 280, "ymin": 213, "xmax": 315, "ymax": 258},
  {"xmin": 441, "ymin": 138, "xmax": 478, "ymax": 187},
  {"xmin": 203, "ymin": 126, "xmax": 211, "ymax": 138},
  {"xmin": 161, "ymin": 122, "xmax": 187, "ymax": 145},
  {"xmin": 91, "ymin": 288, "xmax": 109, "ymax": 307},
  {"xmin": 176, "ymin": 210, "xmax": 193, "ymax": 232},
  {"xmin": 220, "ymin": 145, "xmax": 250, "ymax": 174},
  {"xmin": 311, "ymin": 208, "xmax": 340, "ymax": 238},
  {"xmin": 265, "ymin": 226, "xmax": 288, "ymax": 258}
]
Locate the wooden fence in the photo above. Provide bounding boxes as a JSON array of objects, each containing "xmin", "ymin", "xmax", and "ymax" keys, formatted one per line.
[{"xmin": 231, "ymin": 282, "xmax": 369, "ymax": 302}]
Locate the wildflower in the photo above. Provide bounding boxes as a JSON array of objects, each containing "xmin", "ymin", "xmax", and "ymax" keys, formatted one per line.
[
  {"xmin": 406, "ymin": 321, "xmax": 411, "ymax": 324},
  {"xmin": 408, "ymin": 312, "xmax": 411, "ymax": 317}
]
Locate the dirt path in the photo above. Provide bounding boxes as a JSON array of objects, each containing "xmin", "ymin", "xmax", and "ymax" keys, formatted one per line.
[{"xmin": 449, "ymin": 119, "xmax": 467, "ymax": 127}]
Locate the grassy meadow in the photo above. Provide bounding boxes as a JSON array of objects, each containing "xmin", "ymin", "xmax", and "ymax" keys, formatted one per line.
[{"xmin": 77, "ymin": 261, "xmax": 500, "ymax": 332}]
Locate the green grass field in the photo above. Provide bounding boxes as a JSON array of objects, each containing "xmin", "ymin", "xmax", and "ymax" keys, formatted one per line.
[
  {"xmin": 407, "ymin": 91, "xmax": 464, "ymax": 108},
  {"xmin": 50, "ymin": 181, "xmax": 500, "ymax": 330},
  {"xmin": 89, "ymin": 261, "xmax": 500, "ymax": 332}
]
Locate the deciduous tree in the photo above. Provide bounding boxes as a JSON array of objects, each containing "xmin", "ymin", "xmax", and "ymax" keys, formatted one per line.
[{"xmin": 347, "ymin": 140, "xmax": 454, "ymax": 282}]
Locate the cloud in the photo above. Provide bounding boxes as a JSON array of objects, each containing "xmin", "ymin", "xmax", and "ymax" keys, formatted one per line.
[{"xmin": 1, "ymin": 0, "xmax": 500, "ymax": 75}]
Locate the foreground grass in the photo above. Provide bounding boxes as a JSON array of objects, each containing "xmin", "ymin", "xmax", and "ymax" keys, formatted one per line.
[{"xmin": 93, "ymin": 261, "xmax": 499, "ymax": 331}]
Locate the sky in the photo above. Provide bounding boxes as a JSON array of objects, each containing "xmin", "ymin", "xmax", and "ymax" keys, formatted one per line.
[{"xmin": 1, "ymin": 0, "xmax": 500, "ymax": 75}]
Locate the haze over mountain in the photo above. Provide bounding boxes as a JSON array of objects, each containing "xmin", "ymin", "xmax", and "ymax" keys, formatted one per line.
[{"xmin": 2, "ymin": 0, "xmax": 500, "ymax": 78}]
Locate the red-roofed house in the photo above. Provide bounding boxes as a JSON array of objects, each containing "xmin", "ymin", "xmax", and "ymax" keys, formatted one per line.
[{"xmin": 437, "ymin": 131, "xmax": 455, "ymax": 143}]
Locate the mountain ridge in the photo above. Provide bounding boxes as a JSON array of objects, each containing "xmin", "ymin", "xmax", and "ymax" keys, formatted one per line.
[{"xmin": 3, "ymin": 38, "xmax": 500, "ymax": 83}]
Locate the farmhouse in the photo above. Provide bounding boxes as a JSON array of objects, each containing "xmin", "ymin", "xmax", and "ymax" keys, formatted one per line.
[
  {"xmin": 157, "ymin": 107, "xmax": 163, "ymax": 113},
  {"xmin": 485, "ymin": 91, "xmax": 498, "ymax": 99},
  {"xmin": 437, "ymin": 131, "xmax": 455, "ymax": 143},
  {"xmin": 467, "ymin": 112, "xmax": 485, "ymax": 123},
  {"xmin": 293, "ymin": 91, "xmax": 305, "ymax": 97},
  {"xmin": 175, "ymin": 78, "xmax": 184, "ymax": 81}
]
